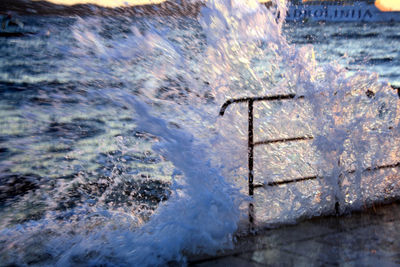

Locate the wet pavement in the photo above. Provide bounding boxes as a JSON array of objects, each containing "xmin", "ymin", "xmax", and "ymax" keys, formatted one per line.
[{"xmin": 189, "ymin": 201, "xmax": 400, "ymax": 266}]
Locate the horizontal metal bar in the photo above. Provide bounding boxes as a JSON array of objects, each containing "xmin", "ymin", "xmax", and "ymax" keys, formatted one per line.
[
  {"xmin": 254, "ymin": 161, "xmax": 400, "ymax": 189},
  {"xmin": 219, "ymin": 94, "xmax": 304, "ymax": 116},
  {"xmin": 254, "ymin": 175, "xmax": 319, "ymax": 188},
  {"xmin": 254, "ymin": 135, "xmax": 313, "ymax": 146},
  {"xmin": 347, "ymin": 162, "xmax": 400, "ymax": 174}
]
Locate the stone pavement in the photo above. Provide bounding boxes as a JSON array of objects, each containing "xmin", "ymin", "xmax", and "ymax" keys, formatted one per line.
[{"xmin": 189, "ymin": 202, "xmax": 400, "ymax": 266}]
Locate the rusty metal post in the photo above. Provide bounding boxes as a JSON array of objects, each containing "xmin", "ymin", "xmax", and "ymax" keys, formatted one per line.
[{"xmin": 248, "ymin": 100, "xmax": 255, "ymax": 229}]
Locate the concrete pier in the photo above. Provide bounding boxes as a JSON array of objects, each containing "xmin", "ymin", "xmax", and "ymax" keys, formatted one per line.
[{"xmin": 190, "ymin": 201, "xmax": 400, "ymax": 266}]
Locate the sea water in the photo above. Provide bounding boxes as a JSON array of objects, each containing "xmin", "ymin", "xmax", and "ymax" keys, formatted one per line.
[{"xmin": 0, "ymin": 0, "xmax": 399, "ymax": 265}]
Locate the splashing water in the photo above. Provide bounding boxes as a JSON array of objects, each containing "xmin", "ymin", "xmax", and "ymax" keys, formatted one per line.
[{"xmin": 0, "ymin": 0, "xmax": 399, "ymax": 265}]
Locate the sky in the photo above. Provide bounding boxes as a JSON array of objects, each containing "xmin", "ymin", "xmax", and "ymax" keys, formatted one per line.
[
  {"xmin": 42, "ymin": 0, "xmax": 400, "ymax": 11},
  {"xmin": 41, "ymin": 0, "xmax": 166, "ymax": 7},
  {"xmin": 375, "ymin": 0, "xmax": 400, "ymax": 11}
]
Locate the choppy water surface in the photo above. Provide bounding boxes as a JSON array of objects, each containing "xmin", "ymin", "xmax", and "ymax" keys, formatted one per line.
[
  {"xmin": 0, "ymin": 0, "xmax": 399, "ymax": 265},
  {"xmin": 286, "ymin": 21, "xmax": 400, "ymax": 84}
]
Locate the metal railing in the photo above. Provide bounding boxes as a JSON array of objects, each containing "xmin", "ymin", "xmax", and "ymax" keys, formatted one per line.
[{"xmin": 219, "ymin": 92, "xmax": 400, "ymax": 227}]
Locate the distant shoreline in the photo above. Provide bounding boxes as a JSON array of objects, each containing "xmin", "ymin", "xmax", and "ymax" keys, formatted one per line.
[{"xmin": 1, "ymin": 0, "xmax": 204, "ymax": 17}]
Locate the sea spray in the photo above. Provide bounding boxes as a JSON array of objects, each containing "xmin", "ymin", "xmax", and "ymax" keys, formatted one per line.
[
  {"xmin": 285, "ymin": 44, "xmax": 400, "ymax": 213},
  {"xmin": 199, "ymin": 0, "xmax": 400, "ymax": 223},
  {"xmin": 1, "ymin": 0, "xmax": 400, "ymax": 265},
  {"xmin": 63, "ymin": 15, "xmax": 246, "ymax": 266},
  {"xmin": 0, "ymin": 13, "xmax": 247, "ymax": 267},
  {"xmin": 32, "ymin": 6, "xmax": 248, "ymax": 265},
  {"xmin": 46, "ymin": 92, "xmax": 243, "ymax": 266}
]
